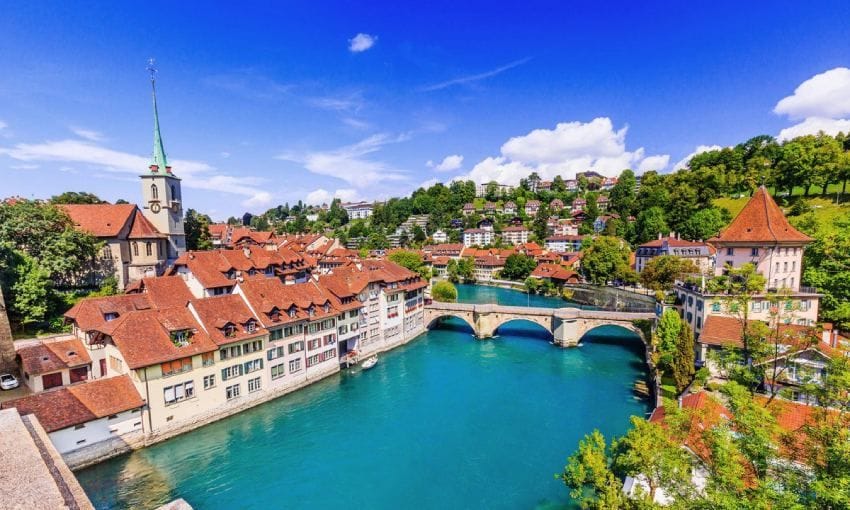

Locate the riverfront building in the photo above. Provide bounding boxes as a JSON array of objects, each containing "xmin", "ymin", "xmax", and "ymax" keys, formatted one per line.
[
  {"xmin": 634, "ymin": 234, "xmax": 715, "ymax": 273},
  {"xmin": 674, "ymin": 187, "xmax": 820, "ymax": 361}
]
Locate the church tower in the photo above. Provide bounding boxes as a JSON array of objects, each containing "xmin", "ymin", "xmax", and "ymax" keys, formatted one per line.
[{"xmin": 140, "ymin": 61, "xmax": 185, "ymax": 263}]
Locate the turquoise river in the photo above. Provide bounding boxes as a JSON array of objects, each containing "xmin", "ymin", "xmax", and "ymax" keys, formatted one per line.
[{"xmin": 77, "ymin": 284, "xmax": 651, "ymax": 509}]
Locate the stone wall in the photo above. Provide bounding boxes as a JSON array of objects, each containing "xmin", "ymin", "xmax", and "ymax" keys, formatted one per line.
[{"xmin": 565, "ymin": 284, "xmax": 655, "ymax": 311}]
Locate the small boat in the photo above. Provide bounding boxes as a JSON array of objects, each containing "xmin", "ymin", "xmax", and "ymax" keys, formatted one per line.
[{"xmin": 361, "ymin": 356, "xmax": 379, "ymax": 370}]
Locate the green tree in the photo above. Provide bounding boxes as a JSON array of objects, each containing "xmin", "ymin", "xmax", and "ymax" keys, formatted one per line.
[
  {"xmin": 653, "ymin": 309, "xmax": 682, "ymax": 376},
  {"xmin": 388, "ymin": 250, "xmax": 430, "ymax": 279},
  {"xmin": 800, "ymin": 217, "xmax": 850, "ymax": 329},
  {"xmin": 679, "ymin": 208, "xmax": 728, "ymax": 241},
  {"xmin": 412, "ymin": 225, "xmax": 427, "ymax": 244},
  {"xmin": 184, "ymin": 209, "xmax": 213, "ymax": 250},
  {"xmin": 580, "ymin": 236, "xmax": 633, "ymax": 285},
  {"xmin": 608, "ymin": 169, "xmax": 637, "ymax": 217},
  {"xmin": 431, "ymin": 280, "xmax": 458, "ymax": 302},
  {"xmin": 500, "ymin": 253, "xmax": 538, "ymax": 281},
  {"xmin": 559, "ymin": 430, "xmax": 628, "ymax": 510},
  {"xmin": 634, "ymin": 207, "xmax": 669, "ymax": 244},
  {"xmin": 532, "ymin": 203, "xmax": 550, "ymax": 241},
  {"xmin": 640, "ymin": 255, "xmax": 698, "ymax": 292},
  {"xmin": 672, "ymin": 323, "xmax": 695, "ymax": 392},
  {"xmin": 10, "ymin": 253, "xmax": 52, "ymax": 327},
  {"xmin": 50, "ymin": 191, "xmax": 105, "ymax": 204},
  {"xmin": 612, "ymin": 416, "xmax": 695, "ymax": 503}
]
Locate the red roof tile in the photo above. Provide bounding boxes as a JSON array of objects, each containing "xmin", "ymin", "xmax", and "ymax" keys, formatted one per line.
[
  {"xmin": 1, "ymin": 375, "xmax": 144, "ymax": 432},
  {"xmin": 17, "ymin": 338, "xmax": 91, "ymax": 375},
  {"xmin": 61, "ymin": 204, "xmax": 138, "ymax": 237},
  {"xmin": 712, "ymin": 187, "xmax": 811, "ymax": 244}
]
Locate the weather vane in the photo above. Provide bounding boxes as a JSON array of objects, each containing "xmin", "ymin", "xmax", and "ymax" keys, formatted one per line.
[{"xmin": 147, "ymin": 58, "xmax": 157, "ymax": 83}]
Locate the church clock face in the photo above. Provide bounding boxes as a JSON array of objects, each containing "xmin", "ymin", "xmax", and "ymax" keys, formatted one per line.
[{"xmin": 150, "ymin": 203, "xmax": 161, "ymax": 214}]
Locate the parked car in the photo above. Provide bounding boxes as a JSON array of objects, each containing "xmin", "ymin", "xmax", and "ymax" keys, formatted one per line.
[{"xmin": 0, "ymin": 374, "xmax": 19, "ymax": 390}]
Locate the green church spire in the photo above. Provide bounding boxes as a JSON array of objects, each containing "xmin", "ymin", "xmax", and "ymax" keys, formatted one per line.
[{"xmin": 147, "ymin": 59, "xmax": 170, "ymax": 173}]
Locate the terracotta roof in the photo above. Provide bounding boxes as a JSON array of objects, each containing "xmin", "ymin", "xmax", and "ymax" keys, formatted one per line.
[
  {"xmin": 191, "ymin": 295, "xmax": 265, "ymax": 346},
  {"xmin": 17, "ymin": 338, "xmax": 91, "ymax": 375},
  {"xmin": 712, "ymin": 187, "xmax": 812, "ymax": 244},
  {"xmin": 530, "ymin": 263, "xmax": 579, "ymax": 282},
  {"xmin": 501, "ymin": 226, "xmax": 529, "ymax": 232},
  {"xmin": 127, "ymin": 209, "xmax": 166, "ymax": 239},
  {"xmin": 126, "ymin": 276, "xmax": 194, "ymax": 308},
  {"xmin": 699, "ymin": 315, "xmax": 816, "ymax": 349},
  {"xmin": 61, "ymin": 204, "xmax": 138, "ymax": 238},
  {"xmin": 1, "ymin": 375, "xmax": 144, "ymax": 433},
  {"xmin": 639, "ymin": 236, "xmax": 712, "ymax": 249},
  {"xmin": 107, "ymin": 307, "xmax": 217, "ymax": 369},
  {"xmin": 64, "ymin": 294, "xmax": 154, "ymax": 333},
  {"xmin": 651, "ymin": 391, "xmax": 732, "ymax": 463},
  {"xmin": 238, "ymin": 279, "xmax": 349, "ymax": 328}
]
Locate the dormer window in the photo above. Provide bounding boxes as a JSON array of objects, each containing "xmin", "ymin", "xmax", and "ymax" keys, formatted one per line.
[
  {"xmin": 269, "ymin": 308, "xmax": 281, "ymax": 322},
  {"xmin": 171, "ymin": 330, "xmax": 191, "ymax": 347},
  {"xmin": 308, "ymin": 306, "xmax": 315, "ymax": 317},
  {"xmin": 288, "ymin": 306, "xmax": 297, "ymax": 318},
  {"xmin": 246, "ymin": 320, "xmax": 257, "ymax": 333},
  {"xmin": 104, "ymin": 312, "xmax": 118, "ymax": 322},
  {"xmin": 223, "ymin": 324, "xmax": 236, "ymax": 338},
  {"xmin": 323, "ymin": 303, "xmax": 330, "ymax": 313}
]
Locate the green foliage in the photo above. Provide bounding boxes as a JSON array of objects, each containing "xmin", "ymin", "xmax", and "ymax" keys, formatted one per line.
[
  {"xmin": 633, "ymin": 206, "xmax": 669, "ymax": 244},
  {"xmin": 500, "ymin": 253, "xmax": 538, "ymax": 281},
  {"xmin": 50, "ymin": 191, "xmax": 105, "ymax": 204},
  {"xmin": 184, "ymin": 208, "xmax": 213, "ymax": 250},
  {"xmin": 678, "ymin": 207, "xmax": 728, "ymax": 241},
  {"xmin": 672, "ymin": 324, "xmax": 695, "ymax": 392},
  {"xmin": 608, "ymin": 169, "xmax": 637, "ymax": 217},
  {"xmin": 640, "ymin": 255, "xmax": 698, "ymax": 292},
  {"xmin": 11, "ymin": 253, "xmax": 52, "ymax": 326},
  {"xmin": 652, "ymin": 309, "xmax": 681, "ymax": 376},
  {"xmin": 447, "ymin": 257, "xmax": 475, "ymax": 283},
  {"xmin": 801, "ymin": 216, "xmax": 850, "ymax": 329},
  {"xmin": 580, "ymin": 236, "xmax": 635, "ymax": 285},
  {"xmin": 387, "ymin": 250, "xmax": 431, "ymax": 279},
  {"xmin": 430, "ymin": 280, "xmax": 458, "ymax": 302},
  {"xmin": 559, "ymin": 430, "xmax": 629, "ymax": 510}
]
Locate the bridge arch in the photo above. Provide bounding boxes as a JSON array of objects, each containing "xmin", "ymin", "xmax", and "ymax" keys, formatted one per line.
[
  {"xmin": 488, "ymin": 316, "xmax": 554, "ymax": 339},
  {"xmin": 577, "ymin": 322, "xmax": 647, "ymax": 346},
  {"xmin": 426, "ymin": 313, "xmax": 476, "ymax": 334}
]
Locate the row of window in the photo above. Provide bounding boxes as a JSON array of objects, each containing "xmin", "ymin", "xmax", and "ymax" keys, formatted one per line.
[
  {"xmin": 725, "ymin": 247, "xmax": 800, "ymax": 257},
  {"xmin": 306, "ymin": 348, "xmax": 337, "ymax": 368}
]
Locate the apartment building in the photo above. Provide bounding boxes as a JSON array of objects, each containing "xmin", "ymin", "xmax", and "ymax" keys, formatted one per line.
[
  {"xmin": 463, "ymin": 228, "xmax": 493, "ymax": 247},
  {"xmin": 675, "ymin": 187, "xmax": 820, "ymax": 343},
  {"xmin": 500, "ymin": 226, "xmax": 530, "ymax": 246}
]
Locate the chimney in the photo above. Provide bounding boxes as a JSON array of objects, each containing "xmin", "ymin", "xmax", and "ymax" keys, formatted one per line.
[
  {"xmin": 243, "ymin": 246, "xmax": 251, "ymax": 259},
  {"xmin": 658, "ymin": 233, "xmax": 662, "ymax": 240}
]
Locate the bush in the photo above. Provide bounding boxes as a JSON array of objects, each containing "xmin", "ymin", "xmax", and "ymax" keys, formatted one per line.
[{"xmin": 431, "ymin": 280, "xmax": 458, "ymax": 302}]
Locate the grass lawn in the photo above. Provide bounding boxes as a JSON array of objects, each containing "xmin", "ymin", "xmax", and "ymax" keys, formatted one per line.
[
  {"xmin": 660, "ymin": 376, "xmax": 678, "ymax": 402},
  {"xmin": 714, "ymin": 194, "xmax": 850, "ymax": 234}
]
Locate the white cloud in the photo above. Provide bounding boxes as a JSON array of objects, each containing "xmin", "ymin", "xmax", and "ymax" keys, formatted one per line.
[
  {"xmin": 773, "ymin": 68, "xmax": 850, "ymax": 141},
  {"xmin": 673, "ymin": 145, "xmax": 723, "ymax": 171},
  {"xmin": 0, "ymin": 120, "xmax": 7, "ymax": 131},
  {"xmin": 342, "ymin": 117, "xmax": 371, "ymax": 130},
  {"xmin": 427, "ymin": 154, "xmax": 463, "ymax": 172},
  {"xmin": 458, "ymin": 118, "xmax": 669, "ymax": 185},
  {"xmin": 307, "ymin": 93, "xmax": 364, "ymax": 113},
  {"xmin": 277, "ymin": 133, "xmax": 410, "ymax": 188},
  {"xmin": 9, "ymin": 163, "xmax": 39, "ymax": 170},
  {"xmin": 777, "ymin": 117, "xmax": 850, "ymax": 141},
  {"xmin": 774, "ymin": 68, "xmax": 850, "ymax": 120},
  {"xmin": 638, "ymin": 154, "xmax": 670, "ymax": 173},
  {"xmin": 0, "ymin": 139, "xmax": 271, "ymax": 207},
  {"xmin": 420, "ymin": 58, "xmax": 531, "ymax": 92},
  {"xmin": 70, "ymin": 126, "xmax": 105, "ymax": 142},
  {"xmin": 220, "ymin": 151, "xmax": 231, "ymax": 158},
  {"xmin": 305, "ymin": 188, "xmax": 359, "ymax": 205},
  {"xmin": 348, "ymin": 33, "xmax": 377, "ymax": 53}
]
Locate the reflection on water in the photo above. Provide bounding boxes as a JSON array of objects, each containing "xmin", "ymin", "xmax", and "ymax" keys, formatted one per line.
[{"xmin": 77, "ymin": 285, "xmax": 649, "ymax": 510}]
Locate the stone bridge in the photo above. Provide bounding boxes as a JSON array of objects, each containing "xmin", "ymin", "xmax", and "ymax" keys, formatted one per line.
[{"xmin": 424, "ymin": 302, "xmax": 656, "ymax": 346}]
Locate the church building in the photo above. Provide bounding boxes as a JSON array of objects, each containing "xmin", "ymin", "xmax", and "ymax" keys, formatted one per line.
[{"xmin": 63, "ymin": 68, "xmax": 185, "ymax": 289}]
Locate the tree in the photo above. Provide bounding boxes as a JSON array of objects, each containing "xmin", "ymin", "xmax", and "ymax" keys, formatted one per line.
[
  {"xmin": 608, "ymin": 169, "xmax": 637, "ymax": 217},
  {"xmin": 800, "ymin": 217, "xmax": 850, "ymax": 329},
  {"xmin": 634, "ymin": 207, "xmax": 669, "ymax": 244},
  {"xmin": 500, "ymin": 253, "xmax": 537, "ymax": 281},
  {"xmin": 412, "ymin": 225, "xmax": 426, "ymax": 244},
  {"xmin": 580, "ymin": 236, "xmax": 633, "ymax": 285},
  {"xmin": 679, "ymin": 208, "xmax": 728, "ymax": 241},
  {"xmin": 640, "ymin": 255, "xmax": 698, "ymax": 292},
  {"xmin": 653, "ymin": 309, "xmax": 682, "ymax": 377},
  {"xmin": 431, "ymin": 281, "xmax": 458, "ymax": 302},
  {"xmin": 50, "ymin": 191, "xmax": 104, "ymax": 204},
  {"xmin": 532, "ymin": 203, "xmax": 550, "ymax": 241},
  {"xmin": 672, "ymin": 323, "xmax": 695, "ymax": 392},
  {"xmin": 559, "ymin": 430, "xmax": 628, "ymax": 510},
  {"xmin": 10, "ymin": 253, "xmax": 52, "ymax": 327},
  {"xmin": 325, "ymin": 199, "xmax": 349, "ymax": 227},
  {"xmin": 184, "ymin": 209, "xmax": 213, "ymax": 251},
  {"xmin": 388, "ymin": 250, "xmax": 430, "ymax": 279},
  {"xmin": 612, "ymin": 416, "xmax": 695, "ymax": 503}
]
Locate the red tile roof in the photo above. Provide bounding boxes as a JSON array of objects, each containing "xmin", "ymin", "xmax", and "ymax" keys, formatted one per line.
[
  {"xmin": 530, "ymin": 264, "xmax": 579, "ymax": 282},
  {"xmin": 712, "ymin": 187, "xmax": 812, "ymax": 244},
  {"xmin": 1, "ymin": 375, "xmax": 144, "ymax": 432},
  {"xmin": 65, "ymin": 294, "xmax": 154, "ymax": 333},
  {"xmin": 107, "ymin": 307, "xmax": 218, "ymax": 369},
  {"xmin": 699, "ymin": 315, "xmax": 816, "ymax": 349},
  {"xmin": 191, "ymin": 295, "xmax": 265, "ymax": 346},
  {"xmin": 17, "ymin": 338, "xmax": 91, "ymax": 375},
  {"xmin": 127, "ymin": 209, "xmax": 166, "ymax": 239},
  {"xmin": 126, "ymin": 276, "xmax": 194, "ymax": 308},
  {"xmin": 62, "ymin": 204, "xmax": 138, "ymax": 237}
]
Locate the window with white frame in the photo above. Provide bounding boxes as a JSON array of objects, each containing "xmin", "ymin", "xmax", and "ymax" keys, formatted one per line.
[
  {"xmin": 243, "ymin": 358, "xmax": 263, "ymax": 374},
  {"xmin": 225, "ymin": 384, "xmax": 240, "ymax": 400},
  {"xmin": 248, "ymin": 377, "xmax": 261, "ymax": 393},
  {"xmin": 306, "ymin": 354, "xmax": 321, "ymax": 367},
  {"xmin": 271, "ymin": 363, "xmax": 285, "ymax": 379},
  {"xmin": 203, "ymin": 374, "xmax": 215, "ymax": 389},
  {"xmin": 288, "ymin": 340, "xmax": 305, "ymax": 354},
  {"xmin": 289, "ymin": 358, "xmax": 302, "ymax": 373},
  {"xmin": 164, "ymin": 380, "xmax": 195, "ymax": 405}
]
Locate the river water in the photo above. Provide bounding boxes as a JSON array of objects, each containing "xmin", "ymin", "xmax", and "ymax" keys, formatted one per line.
[{"xmin": 76, "ymin": 284, "xmax": 650, "ymax": 509}]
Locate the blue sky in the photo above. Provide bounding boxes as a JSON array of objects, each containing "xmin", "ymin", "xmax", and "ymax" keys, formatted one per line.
[{"xmin": 2, "ymin": 1, "xmax": 850, "ymax": 220}]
